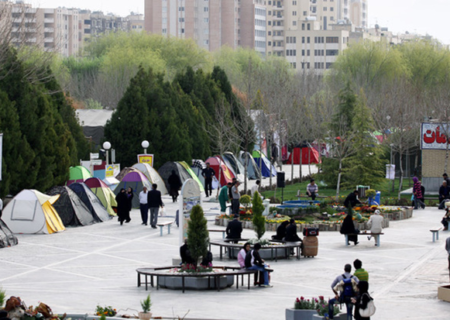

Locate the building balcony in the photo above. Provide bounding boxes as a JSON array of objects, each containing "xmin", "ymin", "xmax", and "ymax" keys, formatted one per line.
[
  {"xmin": 273, "ymin": 15, "xmax": 284, "ymax": 20},
  {"xmin": 273, "ymin": 46, "xmax": 284, "ymax": 51},
  {"xmin": 25, "ymin": 38, "xmax": 37, "ymax": 43},
  {"xmin": 273, "ymin": 5, "xmax": 284, "ymax": 11},
  {"xmin": 273, "ymin": 35, "xmax": 284, "ymax": 41},
  {"xmin": 44, "ymin": 18, "xmax": 55, "ymax": 23},
  {"xmin": 273, "ymin": 25, "xmax": 284, "ymax": 31},
  {"xmin": 44, "ymin": 37, "xmax": 54, "ymax": 43},
  {"xmin": 44, "ymin": 28, "xmax": 54, "ymax": 32}
]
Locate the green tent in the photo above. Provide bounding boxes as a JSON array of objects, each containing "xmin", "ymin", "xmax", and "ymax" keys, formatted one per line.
[
  {"xmin": 68, "ymin": 166, "xmax": 92, "ymax": 186},
  {"xmin": 178, "ymin": 161, "xmax": 205, "ymax": 192}
]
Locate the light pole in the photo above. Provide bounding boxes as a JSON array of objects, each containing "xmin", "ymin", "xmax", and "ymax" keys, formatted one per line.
[
  {"xmin": 141, "ymin": 140, "xmax": 149, "ymax": 154},
  {"xmin": 103, "ymin": 141, "xmax": 111, "ymax": 165},
  {"xmin": 390, "ymin": 143, "xmax": 394, "ymax": 192}
]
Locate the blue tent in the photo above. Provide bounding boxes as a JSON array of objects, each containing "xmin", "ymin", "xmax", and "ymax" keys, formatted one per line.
[{"xmin": 252, "ymin": 150, "xmax": 277, "ymax": 178}]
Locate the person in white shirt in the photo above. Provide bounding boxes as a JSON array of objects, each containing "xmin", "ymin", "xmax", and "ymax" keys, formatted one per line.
[
  {"xmin": 306, "ymin": 179, "xmax": 319, "ymax": 200},
  {"xmin": 139, "ymin": 187, "xmax": 149, "ymax": 225},
  {"xmin": 367, "ymin": 209, "xmax": 384, "ymax": 246},
  {"xmin": 251, "ymin": 180, "xmax": 261, "ymax": 197}
]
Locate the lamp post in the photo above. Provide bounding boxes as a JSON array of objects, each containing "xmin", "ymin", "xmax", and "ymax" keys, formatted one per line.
[
  {"xmin": 390, "ymin": 143, "xmax": 394, "ymax": 192},
  {"xmin": 141, "ymin": 140, "xmax": 149, "ymax": 154},
  {"xmin": 103, "ymin": 141, "xmax": 111, "ymax": 165}
]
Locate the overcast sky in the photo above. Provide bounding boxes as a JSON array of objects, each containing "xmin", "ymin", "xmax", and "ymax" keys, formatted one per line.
[{"xmin": 29, "ymin": 0, "xmax": 450, "ymax": 44}]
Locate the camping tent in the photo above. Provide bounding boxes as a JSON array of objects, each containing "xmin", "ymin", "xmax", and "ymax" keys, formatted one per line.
[
  {"xmin": 47, "ymin": 186, "xmax": 97, "ymax": 226},
  {"xmin": 158, "ymin": 161, "xmax": 193, "ymax": 192},
  {"xmin": 238, "ymin": 151, "xmax": 261, "ymax": 180},
  {"xmin": 2, "ymin": 190, "xmax": 65, "ymax": 234},
  {"xmin": 286, "ymin": 144, "xmax": 320, "ymax": 165},
  {"xmin": 177, "ymin": 161, "xmax": 205, "ymax": 192},
  {"xmin": 84, "ymin": 177, "xmax": 118, "ymax": 217},
  {"xmin": 205, "ymin": 156, "xmax": 235, "ymax": 186},
  {"xmin": 69, "ymin": 183, "xmax": 111, "ymax": 222},
  {"xmin": 132, "ymin": 163, "xmax": 168, "ymax": 194},
  {"xmin": 191, "ymin": 159, "xmax": 206, "ymax": 189},
  {"xmin": 221, "ymin": 154, "xmax": 245, "ymax": 182},
  {"xmin": 116, "ymin": 167, "xmax": 140, "ymax": 182},
  {"xmin": 0, "ymin": 220, "xmax": 19, "ymax": 248},
  {"xmin": 67, "ymin": 166, "xmax": 92, "ymax": 186},
  {"xmin": 252, "ymin": 150, "xmax": 277, "ymax": 178},
  {"xmin": 114, "ymin": 171, "xmax": 152, "ymax": 208}
]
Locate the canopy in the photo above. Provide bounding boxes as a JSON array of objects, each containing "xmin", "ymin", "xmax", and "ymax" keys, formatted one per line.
[
  {"xmin": 238, "ymin": 151, "xmax": 261, "ymax": 180},
  {"xmin": 84, "ymin": 177, "xmax": 118, "ymax": 216},
  {"xmin": 67, "ymin": 166, "xmax": 92, "ymax": 186},
  {"xmin": 2, "ymin": 190, "xmax": 65, "ymax": 234},
  {"xmin": 286, "ymin": 144, "xmax": 320, "ymax": 165},
  {"xmin": 47, "ymin": 186, "xmax": 97, "ymax": 226},
  {"xmin": 0, "ymin": 219, "xmax": 19, "ymax": 248},
  {"xmin": 132, "ymin": 163, "xmax": 168, "ymax": 194},
  {"xmin": 252, "ymin": 150, "xmax": 277, "ymax": 178},
  {"xmin": 69, "ymin": 183, "xmax": 111, "ymax": 222},
  {"xmin": 178, "ymin": 161, "xmax": 205, "ymax": 192},
  {"xmin": 114, "ymin": 171, "xmax": 152, "ymax": 208},
  {"xmin": 205, "ymin": 156, "xmax": 235, "ymax": 185},
  {"xmin": 158, "ymin": 162, "xmax": 192, "ymax": 191}
]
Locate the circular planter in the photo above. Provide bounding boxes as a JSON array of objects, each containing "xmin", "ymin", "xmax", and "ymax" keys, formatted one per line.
[{"xmin": 158, "ymin": 275, "xmax": 233, "ymax": 290}]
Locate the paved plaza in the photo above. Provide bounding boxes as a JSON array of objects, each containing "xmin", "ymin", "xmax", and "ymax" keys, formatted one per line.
[{"xmin": 1, "ymin": 165, "xmax": 450, "ymax": 319}]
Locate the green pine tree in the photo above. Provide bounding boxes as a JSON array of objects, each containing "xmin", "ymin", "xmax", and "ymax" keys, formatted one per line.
[
  {"xmin": 252, "ymin": 192, "xmax": 266, "ymax": 240},
  {"xmin": 187, "ymin": 205, "xmax": 209, "ymax": 267}
]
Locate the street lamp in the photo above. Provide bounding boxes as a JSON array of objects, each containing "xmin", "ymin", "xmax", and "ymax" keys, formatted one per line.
[
  {"xmin": 103, "ymin": 141, "xmax": 111, "ymax": 165},
  {"xmin": 141, "ymin": 140, "xmax": 149, "ymax": 154},
  {"xmin": 390, "ymin": 143, "xmax": 394, "ymax": 192}
]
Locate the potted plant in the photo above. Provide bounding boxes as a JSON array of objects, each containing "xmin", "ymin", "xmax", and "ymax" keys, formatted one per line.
[
  {"xmin": 285, "ymin": 296, "xmax": 319, "ymax": 320},
  {"xmin": 366, "ymin": 189, "xmax": 376, "ymax": 205},
  {"xmin": 139, "ymin": 294, "xmax": 152, "ymax": 320}
]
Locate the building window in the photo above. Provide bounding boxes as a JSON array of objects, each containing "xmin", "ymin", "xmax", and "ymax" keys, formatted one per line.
[
  {"xmin": 324, "ymin": 7, "xmax": 327, "ymax": 11},
  {"xmin": 293, "ymin": 1, "xmax": 297, "ymax": 5},
  {"xmin": 302, "ymin": 37, "xmax": 305, "ymax": 43},
  {"xmin": 326, "ymin": 49, "xmax": 339, "ymax": 56},
  {"xmin": 204, "ymin": 18, "xmax": 209, "ymax": 22},
  {"xmin": 291, "ymin": 62, "xmax": 297, "ymax": 69},
  {"xmin": 302, "ymin": 23, "xmax": 305, "ymax": 30},
  {"xmin": 330, "ymin": 7, "xmax": 334, "ymax": 11},
  {"xmin": 307, "ymin": 23, "xmax": 310, "ymax": 30},
  {"xmin": 293, "ymin": 11, "xmax": 297, "ymax": 16},
  {"xmin": 307, "ymin": 50, "xmax": 310, "ymax": 56},
  {"xmin": 303, "ymin": 11, "xmax": 307, "ymax": 16},
  {"xmin": 204, "ymin": 7, "xmax": 209, "ymax": 12},
  {"xmin": 179, "ymin": 7, "xmax": 184, "ymax": 11},
  {"xmin": 307, "ymin": 37, "xmax": 310, "ymax": 43},
  {"xmin": 293, "ymin": 21, "xmax": 297, "ymax": 26},
  {"xmin": 204, "ymin": 40, "xmax": 209, "ymax": 45},
  {"xmin": 326, "ymin": 62, "xmax": 334, "ymax": 69},
  {"xmin": 326, "ymin": 36, "xmax": 339, "ymax": 43},
  {"xmin": 268, "ymin": 31, "xmax": 272, "ymax": 35},
  {"xmin": 302, "ymin": 50, "xmax": 305, "ymax": 56}
]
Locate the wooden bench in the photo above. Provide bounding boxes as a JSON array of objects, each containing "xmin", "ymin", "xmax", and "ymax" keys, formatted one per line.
[
  {"xmin": 157, "ymin": 221, "xmax": 174, "ymax": 236},
  {"xmin": 208, "ymin": 229, "xmax": 227, "ymax": 239},
  {"xmin": 296, "ymin": 191, "xmax": 326, "ymax": 201},
  {"xmin": 430, "ymin": 227, "xmax": 442, "ymax": 242},
  {"xmin": 344, "ymin": 233, "xmax": 384, "ymax": 247}
]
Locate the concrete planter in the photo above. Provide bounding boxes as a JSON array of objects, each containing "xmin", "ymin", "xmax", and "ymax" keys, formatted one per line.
[
  {"xmin": 285, "ymin": 309, "xmax": 317, "ymax": 320},
  {"xmin": 138, "ymin": 312, "xmax": 152, "ymax": 320},
  {"xmin": 158, "ymin": 275, "xmax": 233, "ymax": 290},
  {"xmin": 229, "ymin": 247, "xmax": 290, "ymax": 259}
]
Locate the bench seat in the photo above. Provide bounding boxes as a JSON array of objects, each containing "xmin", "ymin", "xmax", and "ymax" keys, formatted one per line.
[
  {"xmin": 157, "ymin": 221, "xmax": 174, "ymax": 236},
  {"xmin": 344, "ymin": 233, "xmax": 384, "ymax": 247},
  {"xmin": 430, "ymin": 227, "xmax": 442, "ymax": 242}
]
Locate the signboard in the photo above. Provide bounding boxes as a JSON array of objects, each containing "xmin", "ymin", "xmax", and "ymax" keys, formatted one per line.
[
  {"xmin": 106, "ymin": 164, "xmax": 121, "ymax": 178},
  {"xmin": 179, "ymin": 179, "xmax": 202, "ymax": 246},
  {"xmin": 91, "ymin": 160, "xmax": 102, "ymax": 165},
  {"xmin": 0, "ymin": 133, "xmax": 3, "ymax": 181},
  {"xmin": 421, "ymin": 123, "xmax": 450, "ymax": 150},
  {"xmin": 90, "ymin": 153, "xmax": 99, "ymax": 159},
  {"xmin": 138, "ymin": 154, "xmax": 154, "ymax": 167},
  {"xmin": 386, "ymin": 164, "xmax": 395, "ymax": 180}
]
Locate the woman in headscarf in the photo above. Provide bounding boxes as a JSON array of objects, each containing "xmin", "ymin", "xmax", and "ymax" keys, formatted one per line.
[
  {"xmin": 237, "ymin": 242, "xmax": 251, "ymax": 268},
  {"xmin": 413, "ymin": 177, "xmax": 425, "ymax": 210},
  {"xmin": 168, "ymin": 170, "xmax": 182, "ymax": 202},
  {"xmin": 272, "ymin": 220, "xmax": 289, "ymax": 241},
  {"xmin": 125, "ymin": 187, "xmax": 133, "ymax": 223},
  {"xmin": 340, "ymin": 212, "xmax": 359, "ymax": 245},
  {"xmin": 115, "ymin": 188, "xmax": 128, "ymax": 225},
  {"xmin": 351, "ymin": 281, "xmax": 373, "ymax": 320}
]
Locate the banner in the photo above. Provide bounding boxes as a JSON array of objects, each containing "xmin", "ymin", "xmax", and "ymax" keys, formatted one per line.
[
  {"xmin": 386, "ymin": 164, "xmax": 395, "ymax": 180},
  {"xmin": 137, "ymin": 154, "xmax": 154, "ymax": 167},
  {"xmin": 179, "ymin": 179, "xmax": 202, "ymax": 246},
  {"xmin": 421, "ymin": 123, "xmax": 450, "ymax": 150},
  {"xmin": 0, "ymin": 133, "xmax": 3, "ymax": 181},
  {"xmin": 106, "ymin": 164, "xmax": 120, "ymax": 178}
]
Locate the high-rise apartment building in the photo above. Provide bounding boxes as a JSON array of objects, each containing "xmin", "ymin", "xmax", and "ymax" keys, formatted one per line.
[
  {"xmin": 338, "ymin": 0, "xmax": 367, "ymax": 28},
  {"xmin": 144, "ymin": 0, "xmax": 267, "ymax": 55}
]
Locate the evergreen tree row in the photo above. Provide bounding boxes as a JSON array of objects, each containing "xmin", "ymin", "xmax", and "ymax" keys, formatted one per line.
[
  {"xmin": 104, "ymin": 66, "xmax": 253, "ymax": 168},
  {"xmin": 0, "ymin": 47, "xmax": 89, "ymax": 197}
]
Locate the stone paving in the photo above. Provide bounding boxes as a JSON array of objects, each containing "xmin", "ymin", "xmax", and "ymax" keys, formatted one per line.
[{"xmin": 1, "ymin": 165, "xmax": 450, "ymax": 319}]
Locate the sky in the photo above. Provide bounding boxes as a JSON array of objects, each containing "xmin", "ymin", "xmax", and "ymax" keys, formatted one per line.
[{"xmin": 29, "ymin": 0, "xmax": 450, "ymax": 44}]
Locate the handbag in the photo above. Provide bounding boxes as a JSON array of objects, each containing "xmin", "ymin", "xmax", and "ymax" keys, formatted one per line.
[{"xmin": 359, "ymin": 293, "xmax": 376, "ymax": 317}]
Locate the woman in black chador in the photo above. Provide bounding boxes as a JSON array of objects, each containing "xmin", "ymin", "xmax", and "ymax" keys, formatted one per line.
[
  {"xmin": 340, "ymin": 212, "xmax": 359, "ymax": 245},
  {"xmin": 115, "ymin": 188, "xmax": 128, "ymax": 225},
  {"xmin": 168, "ymin": 170, "xmax": 182, "ymax": 202}
]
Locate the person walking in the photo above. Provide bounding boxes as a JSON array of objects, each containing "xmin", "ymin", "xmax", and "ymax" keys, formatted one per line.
[
  {"xmin": 202, "ymin": 162, "xmax": 216, "ymax": 197},
  {"xmin": 413, "ymin": 177, "xmax": 425, "ymax": 209},
  {"xmin": 218, "ymin": 182, "xmax": 231, "ymax": 214},
  {"xmin": 306, "ymin": 179, "xmax": 319, "ymax": 200},
  {"xmin": 168, "ymin": 170, "xmax": 182, "ymax": 202},
  {"xmin": 351, "ymin": 281, "xmax": 373, "ymax": 320},
  {"xmin": 329, "ymin": 264, "xmax": 359, "ymax": 320},
  {"xmin": 367, "ymin": 210, "xmax": 383, "ymax": 246},
  {"xmin": 231, "ymin": 180, "xmax": 241, "ymax": 217},
  {"xmin": 251, "ymin": 180, "xmax": 261, "ymax": 197},
  {"xmin": 139, "ymin": 186, "xmax": 149, "ymax": 225},
  {"xmin": 125, "ymin": 187, "xmax": 133, "ymax": 223},
  {"xmin": 115, "ymin": 188, "xmax": 128, "ymax": 226},
  {"xmin": 147, "ymin": 184, "xmax": 164, "ymax": 229}
]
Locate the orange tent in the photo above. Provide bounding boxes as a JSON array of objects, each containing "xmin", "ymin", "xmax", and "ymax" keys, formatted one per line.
[{"xmin": 205, "ymin": 156, "xmax": 235, "ymax": 186}]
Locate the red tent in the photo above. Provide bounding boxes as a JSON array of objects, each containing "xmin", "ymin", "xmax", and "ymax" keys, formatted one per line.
[
  {"xmin": 205, "ymin": 156, "xmax": 235, "ymax": 186},
  {"xmin": 286, "ymin": 146, "xmax": 320, "ymax": 165}
]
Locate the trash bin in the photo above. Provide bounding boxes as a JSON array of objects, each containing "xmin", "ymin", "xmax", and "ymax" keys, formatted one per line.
[
  {"xmin": 357, "ymin": 185, "xmax": 370, "ymax": 198},
  {"xmin": 374, "ymin": 191, "xmax": 381, "ymax": 205},
  {"xmin": 302, "ymin": 228, "xmax": 319, "ymax": 257}
]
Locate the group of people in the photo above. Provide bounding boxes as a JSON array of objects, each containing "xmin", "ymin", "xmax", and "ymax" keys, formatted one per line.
[
  {"xmin": 329, "ymin": 260, "xmax": 373, "ymax": 320},
  {"xmin": 116, "ymin": 184, "xmax": 164, "ymax": 228},
  {"xmin": 238, "ymin": 242, "xmax": 272, "ymax": 288},
  {"xmin": 218, "ymin": 178, "xmax": 242, "ymax": 216}
]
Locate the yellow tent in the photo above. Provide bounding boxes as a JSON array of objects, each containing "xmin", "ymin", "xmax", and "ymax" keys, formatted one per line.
[{"xmin": 84, "ymin": 177, "xmax": 118, "ymax": 216}]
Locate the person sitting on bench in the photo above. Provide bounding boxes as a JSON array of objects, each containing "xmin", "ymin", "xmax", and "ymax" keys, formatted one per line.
[
  {"xmin": 245, "ymin": 243, "xmax": 272, "ymax": 288},
  {"xmin": 306, "ymin": 179, "xmax": 319, "ymax": 200},
  {"xmin": 180, "ymin": 240, "xmax": 195, "ymax": 265},
  {"xmin": 367, "ymin": 210, "xmax": 383, "ymax": 246},
  {"xmin": 272, "ymin": 220, "xmax": 289, "ymax": 241},
  {"xmin": 226, "ymin": 216, "xmax": 243, "ymax": 241},
  {"xmin": 439, "ymin": 181, "xmax": 450, "ymax": 209},
  {"xmin": 441, "ymin": 202, "xmax": 450, "ymax": 231}
]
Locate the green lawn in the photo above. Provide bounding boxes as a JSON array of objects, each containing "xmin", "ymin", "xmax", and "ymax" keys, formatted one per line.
[{"xmin": 261, "ymin": 178, "xmax": 412, "ymax": 202}]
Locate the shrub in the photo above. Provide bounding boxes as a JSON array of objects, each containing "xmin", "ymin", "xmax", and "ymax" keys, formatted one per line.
[
  {"xmin": 0, "ymin": 288, "xmax": 5, "ymax": 308},
  {"xmin": 240, "ymin": 194, "xmax": 252, "ymax": 210},
  {"xmin": 140, "ymin": 294, "xmax": 152, "ymax": 313},
  {"xmin": 366, "ymin": 189, "xmax": 376, "ymax": 198},
  {"xmin": 252, "ymin": 192, "xmax": 265, "ymax": 239},
  {"xmin": 187, "ymin": 205, "xmax": 209, "ymax": 267}
]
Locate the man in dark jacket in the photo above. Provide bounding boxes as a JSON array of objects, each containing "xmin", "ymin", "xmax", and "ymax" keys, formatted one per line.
[
  {"xmin": 226, "ymin": 216, "xmax": 243, "ymax": 240},
  {"xmin": 147, "ymin": 184, "xmax": 164, "ymax": 229},
  {"xmin": 202, "ymin": 162, "xmax": 216, "ymax": 197},
  {"xmin": 439, "ymin": 180, "xmax": 450, "ymax": 209},
  {"xmin": 344, "ymin": 190, "xmax": 362, "ymax": 208},
  {"xmin": 180, "ymin": 240, "xmax": 195, "ymax": 264},
  {"xmin": 244, "ymin": 243, "xmax": 272, "ymax": 287}
]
